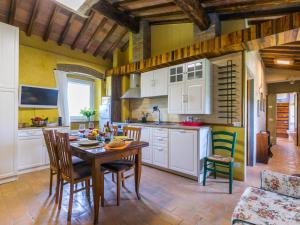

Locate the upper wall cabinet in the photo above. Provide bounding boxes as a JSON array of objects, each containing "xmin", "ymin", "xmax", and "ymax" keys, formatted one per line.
[
  {"xmin": 0, "ymin": 23, "xmax": 18, "ymax": 90},
  {"xmin": 168, "ymin": 59, "xmax": 212, "ymax": 115},
  {"xmin": 141, "ymin": 68, "xmax": 168, "ymax": 98}
]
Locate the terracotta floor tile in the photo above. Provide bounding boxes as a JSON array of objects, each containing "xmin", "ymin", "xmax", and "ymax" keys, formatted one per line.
[{"xmin": 0, "ymin": 138, "xmax": 298, "ymax": 224}]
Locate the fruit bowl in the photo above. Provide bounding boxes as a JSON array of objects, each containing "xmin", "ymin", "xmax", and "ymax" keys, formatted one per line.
[{"xmin": 31, "ymin": 117, "xmax": 48, "ymax": 127}]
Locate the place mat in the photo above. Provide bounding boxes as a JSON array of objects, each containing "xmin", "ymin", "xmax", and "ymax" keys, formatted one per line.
[
  {"xmin": 71, "ymin": 142, "xmax": 104, "ymax": 150},
  {"xmin": 104, "ymin": 141, "xmax": 132, "ymax": 150}
]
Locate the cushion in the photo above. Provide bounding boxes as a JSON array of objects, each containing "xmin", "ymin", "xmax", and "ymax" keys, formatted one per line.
[
  {"xmin": 72, "ymin": 156, "xmax": 87, "ymax": 165},
  {"xmin": 232, "ymin": 187, "xmax": 300, "ymax": 225},
  {"xmin": 261, "ymin": 170, "xmax": 300, "ymax": 199},
  {"xmin": 102, "ymin": 159, "xmax": 134, "ymax": 171},
  {"xmin": 73, "ymin": 164, "xmax": 91, "ymax": 180},
  {"xmin": 207, "ymin": 154, "xmax": 233, "ymax": 163}
]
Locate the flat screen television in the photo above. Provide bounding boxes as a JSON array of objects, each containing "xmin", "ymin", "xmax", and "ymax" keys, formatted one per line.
[{"xmin": 19, "ymin": 85, "xmax": 59, "ymax": 108}]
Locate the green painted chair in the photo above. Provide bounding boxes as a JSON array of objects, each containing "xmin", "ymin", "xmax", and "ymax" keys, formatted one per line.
[{"xmin": 203, "ymin": 131, "xmax": 237, "ymax": 194}]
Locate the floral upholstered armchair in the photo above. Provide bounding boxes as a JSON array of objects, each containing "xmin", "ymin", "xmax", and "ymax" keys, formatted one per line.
[{"xmin": 232, "ymin": 170, "xmax": 300, "ymax": 225}]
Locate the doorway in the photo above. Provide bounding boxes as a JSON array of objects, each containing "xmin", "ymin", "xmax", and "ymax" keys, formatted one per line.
[{"xmin": 275, "ymin": 93, "xmax": 298, "ymax": 146}]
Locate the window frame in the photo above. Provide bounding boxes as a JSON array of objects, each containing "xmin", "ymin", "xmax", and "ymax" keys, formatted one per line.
[{"xmin": 67, "ymin": 78, "xmax": 95, "ymax": 122}]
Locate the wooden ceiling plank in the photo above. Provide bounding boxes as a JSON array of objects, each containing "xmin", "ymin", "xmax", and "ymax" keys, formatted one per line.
[
  {"xmin": 119, "ymin": 0, "xmax": 174, "ymax": 10},
  {"xmin": 26, "ymin": 0, "xmax": 41, "ymax": 36},
  {"xmin": 43, "ymin": 5, "xmax": 59, "ymax": 42},
  {"xmin": 58, "ymin": 14, "xmax": 76, "ymax": 46},
  {"xmin": 92, "ymin": 0, "xmax": 139, "ymax": 33},
  {"xmin": 174, "ymin": 0, "xmax": 210, "ymax": 30},
  {"xmin": 8, "ymin": 0, "xmax": 16, "ymax": 25},
  {"xmin": 93, "ymin": 23, "xmax": 118, "ymax": 57},
  {"xmin": 103, "ymin": 29, "xmax": 128, "ymax": 59},
  {"xmin": 129, "ymin": 2, "xmax": 175, "ymax": 12},
  {"xmin": 71, "ymin": 10, "xmax": 95, "ymax": 50},
  {"xmin": 83, "ymin": 17, "xmax": 108, "ymax": 53}
]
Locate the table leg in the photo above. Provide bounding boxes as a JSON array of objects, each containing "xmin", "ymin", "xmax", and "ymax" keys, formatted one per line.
[
  {"xmin": 134, "ymin": 149, "xmax": 142, "ymax": 200},
  {"xmin": 92, "ymin": 159, "xmax": 101, "ymax": 225}
]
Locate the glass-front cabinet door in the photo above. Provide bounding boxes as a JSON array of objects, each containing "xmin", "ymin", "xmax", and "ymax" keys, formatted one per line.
[
  {"xmin": 186, "ymin": 60, "xmax": 203, "ymax": 81},
  {"xmin": 169, "ymin": 64, "xmax": 185, "ymax": 84}
]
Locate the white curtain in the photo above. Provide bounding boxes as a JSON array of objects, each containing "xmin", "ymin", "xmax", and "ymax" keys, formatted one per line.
[{"xmin": 54, "ymin": 70, "xmax": 70, "ymax": 126}]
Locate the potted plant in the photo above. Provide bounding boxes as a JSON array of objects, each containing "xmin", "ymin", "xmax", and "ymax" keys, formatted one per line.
[{"xmin": 80, "ymin": 108, "xmax": 96, "ymax": 129}]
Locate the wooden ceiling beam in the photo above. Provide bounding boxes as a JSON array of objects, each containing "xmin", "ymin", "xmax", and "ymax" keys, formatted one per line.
[
  {"xmin": 92, "ymin": 0, "xmax": 139, "ymax": 33},
  {"xmin": 8, "ymin": 0, "xmax": 16, "ymax": 25},
  {"xmin": 218, "ymin": 5, "xmax": 300, "ymax": 20},
  {"xmin": 174, "ymin": 0, "xmax": 210, "ymax": 30},
  {"xmin": 93, "ymin": 23, "xmax": 118, "ymax": 57},
  {"xmin": 103, "ymin": 29, "xmax": 128, "ymax": 59},
  {"xmin": 27, "ymin": 0, "xmax": 40, "ymax": 36},
  {"xmin": 71, "ymin": 11, "xmax": 95, "ymax": 50},
  {"xmin": 83, "ymin": 17, "xmax": 108, "ymax": 53},
  {"xmin": 150, "ymin": 18, "xmax": 191, "ymax": 25},
  {"xmin": 43, "ymin": 5, "xmax": 59, "ymax": 42},
  {"xmin": 58, "ymin": 14, "xmax": 76, "ymax": 46}
]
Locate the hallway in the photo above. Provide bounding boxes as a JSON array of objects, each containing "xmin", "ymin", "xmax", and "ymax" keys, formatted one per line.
[{"xmin": 247, "ymin": 138, "xmax": 300, "ymax": 186}]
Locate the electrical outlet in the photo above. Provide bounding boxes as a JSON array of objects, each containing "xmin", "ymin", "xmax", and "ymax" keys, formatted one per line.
[{"xmin": 234, "ymin": 162, "xmax": 241, "ymax": 168}]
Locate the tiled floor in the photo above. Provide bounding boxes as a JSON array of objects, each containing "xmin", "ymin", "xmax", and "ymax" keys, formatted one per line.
[{"xmin": 0, "ymin": 139, "xmax": 299, "ymax": 225}]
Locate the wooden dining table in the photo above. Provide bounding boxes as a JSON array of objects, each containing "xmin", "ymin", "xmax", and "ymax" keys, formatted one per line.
[{"xmin": 70, "ymin": 141, "xmax": 149, "ymax": 224}]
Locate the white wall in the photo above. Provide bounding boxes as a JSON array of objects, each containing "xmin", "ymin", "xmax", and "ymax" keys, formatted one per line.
[{"xmin": 246, "ymin": 51, "xmax": 267, "ymax": 165}]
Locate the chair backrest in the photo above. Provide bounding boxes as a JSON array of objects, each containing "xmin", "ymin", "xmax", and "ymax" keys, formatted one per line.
[
  {"xmin": 112, "ymin": 125, "xmax": 118, "ymax": 136},
  {"xmin": 123, "ymin": 126, "xmax": 141, "ymax": 141},
  {"xmin": 42, "ymin": 129, "xmax": 59, "ymax": 172},
  {"xmin": 55, "ymin": 131, "xmax": 73, "ymax": 181},
  {"xmin": 212, "ymin": 131, "xmax": 237, "ymax": 157}
]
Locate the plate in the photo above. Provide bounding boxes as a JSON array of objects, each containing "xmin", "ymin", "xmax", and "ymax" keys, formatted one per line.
[
  {"xmin": 78, "ymin": 140, "xmax": 100, "ymax": 146},
  {"xmin": 69, "ymin": 136, "xmax": 78, "ymax": 141}
]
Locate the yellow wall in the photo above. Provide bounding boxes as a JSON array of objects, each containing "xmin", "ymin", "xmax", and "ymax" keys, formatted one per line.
[
  {"xmin": 19, "ymin": 32, "xmax": 111, "ymax": 125},
  {"xmin": 151, "ymin": 23, "xmax": 194, "ymax": 57}
]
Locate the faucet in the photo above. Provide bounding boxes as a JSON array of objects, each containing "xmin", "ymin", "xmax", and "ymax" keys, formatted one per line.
[{"xmin": 152, "ymin": 106, "xmax": 161, "ymax": 125}]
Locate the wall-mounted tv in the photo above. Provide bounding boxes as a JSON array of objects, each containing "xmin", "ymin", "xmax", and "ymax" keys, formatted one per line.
[{"xmin": 19, "ymin": 85, "xmax": 59, "ymax": 108}]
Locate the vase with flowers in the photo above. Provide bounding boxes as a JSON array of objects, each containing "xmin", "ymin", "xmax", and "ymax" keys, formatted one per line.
[{"xmin": 80, "ymin": 108, "xmax": 96, "ymax": 129}]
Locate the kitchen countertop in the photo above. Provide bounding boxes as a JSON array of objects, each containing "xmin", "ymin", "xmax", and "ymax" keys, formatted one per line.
[
  {"xmin": 18, "ymin": 126, "xmax": 69, "ymax": 130},
  {"xmin": 127, "ymin": 122, "xmax": 210, "ymax": 130}
]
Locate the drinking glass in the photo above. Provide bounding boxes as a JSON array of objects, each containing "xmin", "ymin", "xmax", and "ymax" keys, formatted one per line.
[{"xmin": 79, "ymin": 124, "xmax": 86, "ymax": 134}]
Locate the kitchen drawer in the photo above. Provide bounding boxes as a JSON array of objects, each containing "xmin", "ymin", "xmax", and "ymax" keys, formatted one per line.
[
  {"xmin": 152, "ymin": 128, "xmax": 168, "ymax": 137},
  {"xmin": 18, "ymin": 129, "xmax": 43, "ymax": 137},
  {"xmin": 153, "ymin": 139, "xmax": 168, "ymax": 147}
]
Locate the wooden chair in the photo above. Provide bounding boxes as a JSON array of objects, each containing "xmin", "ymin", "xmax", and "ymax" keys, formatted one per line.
[
  {"xmin": 102, "ymin": 126, "xmax": 141, "ymax": 206},
  {"xmin": 42, "ymin": 129, "xmax": 60, "ymax": 204},
  {"xmin": 112, "ymin": 125, "xmax": 118, "ymax": 136},
  {"xmin": 55, "ymin": 131, "xmax": 94, "ymax": 221},
  {"xmin": 203, "ymin": 131, "xmax": 237, "ymax": 194},
  {"xmin": 42, "ymin": 129, "xmax": 88, "ymax": 204}
]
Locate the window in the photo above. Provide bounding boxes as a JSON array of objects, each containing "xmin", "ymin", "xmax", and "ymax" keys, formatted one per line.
[{"xmin": 68, "ymin": 78, "xmax": 94, "ymax": 121}]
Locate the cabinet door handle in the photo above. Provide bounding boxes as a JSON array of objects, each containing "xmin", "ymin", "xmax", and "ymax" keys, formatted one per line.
[{"xmin": 179, "ymin": 130, "xmax": 186, "ymax": 133}]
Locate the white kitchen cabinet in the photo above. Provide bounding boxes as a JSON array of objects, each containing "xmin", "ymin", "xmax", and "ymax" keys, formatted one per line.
[
  {"xmin": 0, "ymin": 23, "xmax": 18, "ymax": 184},
  {"xmin": 141, "ymin": 71, "xmax": 153, "ymax": 97},
  {"xmin": 141, "ymin": 68, "xmax": 168, "ymax": 97},
  {"xmin": 139, "ymin": 126, "xmax": 153, "ymax": 164},
  {"xmin": 168, "ymin": 83, "xmax": 185, "ymax": 114},
  {"xmin": 18, "ymin": 136, "xmax": 45, "ymax": 171},
  {"xmin": 0, "ymin": 90, "xmax": 17, "ymax": 182},
  {"xmin": 17, "ymin": 127, "xmax": 69, "ymax": 174},
  {"xmin": 0, "ymin": 23, "xmax": 18, "ymax": 90},
  {"xmin": 169, "ymin": 129, "xmax": 198, "ymax": 176},
  {"xmin": 152, "ymin": 128, "xmax": 168, "ymax": 168},
  {"xmin": 168, "ymin": 59, "xmax": 211, "ymax": 114},
  {"xmin": 186, "ymin": 81, "xmax": 205, "ymax": 114}
]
